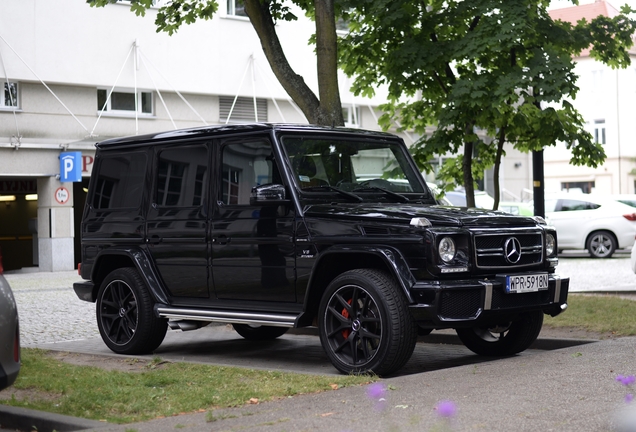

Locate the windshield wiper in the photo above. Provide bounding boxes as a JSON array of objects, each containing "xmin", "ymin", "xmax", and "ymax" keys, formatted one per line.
[
  {"xmin": 352, "ymin": 186, "xmax": 410, "ymax": 203},
  {"xmin": 301, "ymin": 185, "xmax": 363, "ymax": 202}
]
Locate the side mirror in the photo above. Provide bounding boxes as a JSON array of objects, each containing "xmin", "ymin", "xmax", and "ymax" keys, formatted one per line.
[{"xmin": 250, "ymin": 184, "xmax": 290, "ymax": 206}]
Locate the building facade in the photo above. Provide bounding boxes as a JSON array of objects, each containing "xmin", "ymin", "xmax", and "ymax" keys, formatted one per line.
[
  {"xmin": 544, "ymin": 0, "xmax": 636, "ymax": 195},
  {"xmin": 0, "ymin": 0, "xmax": 392, "ymax": 272}
]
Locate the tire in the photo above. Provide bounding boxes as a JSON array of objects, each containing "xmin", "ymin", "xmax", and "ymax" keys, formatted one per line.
[
  {"xmin": 586, "ymin": 230, "xmax": 617, "ymax": 258},
  {"xmin": 318, "ymin": 269, "xmax": 418, "ymax": 376},
  {"xmin": 455, "ymin": 311, "xmax": 544, "ymax": 357},
  {"xmin": 232, "ymin": 324, "xmax": 289, "ymax": 340},
  {"xmin": 96, "ymin": 267, "xmax": 167, "ymax": 355}
]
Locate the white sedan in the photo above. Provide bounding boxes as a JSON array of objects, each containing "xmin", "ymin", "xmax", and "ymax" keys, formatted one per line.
[{"xmin": 545, "ymin": 194, "xmax": 636, "ymax": 258}]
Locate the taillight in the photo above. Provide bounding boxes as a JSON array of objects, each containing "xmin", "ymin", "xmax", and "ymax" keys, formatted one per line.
[
  {"xmin": 78, "ymin": 263, "xmax": 81, "ymax": 275},
  {"xmin": 623, "ymin": 214, "xmax": 636, "ymax": 221},
  {"xmin": 13, "ymin": 324, "xmax": 20, "ymax": 363}
]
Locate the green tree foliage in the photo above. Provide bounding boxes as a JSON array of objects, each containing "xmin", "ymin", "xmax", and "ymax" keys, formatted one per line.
[
  {"xmin": 340, "ymin": 0, "xmax": 635, "ymax": 207},
  {"xmin": 87, "ymin": 0, "xmax": 345, "ymax": 126}
]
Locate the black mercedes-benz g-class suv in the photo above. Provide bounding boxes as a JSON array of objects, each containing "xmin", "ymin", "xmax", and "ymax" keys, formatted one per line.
[{"xmin": 74, "ymin": 123, "xmax": 569, "ymax": 375}]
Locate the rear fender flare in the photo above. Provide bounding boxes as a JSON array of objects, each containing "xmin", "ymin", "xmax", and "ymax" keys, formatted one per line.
[{"xmin": 91, "ymin": 248, "xmax": 169, "ymax": 304}]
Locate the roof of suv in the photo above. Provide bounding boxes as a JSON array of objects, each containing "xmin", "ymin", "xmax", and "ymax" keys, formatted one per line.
[{"xmin": 96, "ymin": 123, "xmax": 400, "ymax": 148}]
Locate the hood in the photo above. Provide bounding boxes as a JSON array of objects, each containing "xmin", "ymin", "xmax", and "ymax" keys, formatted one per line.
[{"xmin": 303, "ymin": 203, "xmax": 539, "ymax": 228}]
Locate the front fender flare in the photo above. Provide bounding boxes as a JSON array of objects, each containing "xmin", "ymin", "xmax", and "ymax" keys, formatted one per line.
[{"xmin": 309, "ymin": 245, "xmax": 416, "ymax": 303}]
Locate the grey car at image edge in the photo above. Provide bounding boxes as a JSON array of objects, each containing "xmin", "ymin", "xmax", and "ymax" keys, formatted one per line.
[{"xmin": 0, "ymin": 273, "xmax": 20, "ymax": 391}]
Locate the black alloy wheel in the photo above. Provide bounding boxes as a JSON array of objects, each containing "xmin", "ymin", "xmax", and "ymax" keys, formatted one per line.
[
  {"xmin": 318, "ymin": 269, "xmax": 417, "ymax": 376},
  {"xmin": 96, "ymin": 268, "xmax": 167, "ymax": 355}
]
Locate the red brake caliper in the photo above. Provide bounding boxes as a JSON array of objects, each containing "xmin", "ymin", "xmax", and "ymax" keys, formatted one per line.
[{"xmin": 341, "ymin": 298, "xmax": 353, "ymax": 339}]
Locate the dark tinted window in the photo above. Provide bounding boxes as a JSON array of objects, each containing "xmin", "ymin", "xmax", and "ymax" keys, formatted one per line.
[
  {"xmin": 92, "ymin": 152, "xmax": 147, "ymax": 209},
  {"xmin": 220, "ymin": 139, "xmax": 275, "ymax": 205},
  {"xmin": 559, "ymin": 199, "xmax": 600, "ymax": 211},
  {"xmin": 155, "ymin": 144, "xmax": 208, "ymax": 207}
]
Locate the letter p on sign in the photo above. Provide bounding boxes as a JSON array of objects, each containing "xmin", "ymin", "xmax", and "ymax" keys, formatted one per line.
[{"xmin": 59, "ymin": 152, "xmax": 82, "ymax": 182}]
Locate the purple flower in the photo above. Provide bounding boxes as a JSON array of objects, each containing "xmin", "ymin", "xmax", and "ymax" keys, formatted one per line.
[
  {"xmin": 435, "ymin": 400, "xmax": 458, "ymax": 418},
  {"xmin": 626, "ymin": 393, "xmax": 634, "ymax": 403},
  {"xmin": 366, "ymin": 383, "xmax": 387, "ymax": 400},
  {"xmin": 616, "ymin": 375, "xmax": 636, "ymax": 386}
]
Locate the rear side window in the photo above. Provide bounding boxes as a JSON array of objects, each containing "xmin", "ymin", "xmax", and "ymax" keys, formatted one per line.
[
  {"xmin": 155, "ymin": 144, "xmax": 209, "ymax": 207},
  {"xmin": 92, "ymin": 152, "xmax": 147, "ymax": 209}
]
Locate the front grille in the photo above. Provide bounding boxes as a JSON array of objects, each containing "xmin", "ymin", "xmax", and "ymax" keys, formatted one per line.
[
  {"xmin": 474, "ymin": 230, "xmax": 543, "ymax": 269},
  {"xmin": 439, "ymin": 290, "xmax": 481, "ymax": 319}
]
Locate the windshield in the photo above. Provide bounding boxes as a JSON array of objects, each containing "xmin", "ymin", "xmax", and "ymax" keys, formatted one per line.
[{"xmin": 280, "ymin": 135, "xmax": 428, "ymax": 200}]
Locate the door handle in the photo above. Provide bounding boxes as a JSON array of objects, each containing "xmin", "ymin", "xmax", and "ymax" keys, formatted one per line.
[
  {"xmin": 147, "ymin": 236, "xmax": 162, "ymax": 244},
  {"xmin": 213, "ymin": 235, "xmax": 230, "ymax": 245}
]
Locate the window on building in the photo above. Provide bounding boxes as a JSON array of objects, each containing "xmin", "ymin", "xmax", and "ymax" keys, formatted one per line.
[
  {"xmin": 594, "ymin": 119, "xmax": 606, "ymax": 145},
  {"xmin": 343, "ymin": 104, "xmax": 360, "ymax": 127},
  {"xmin": 227, "ymin": 0, "xmax": 247, "ymax": 16},
  {"xmin": 116, "ymin": 0, "xmax": 160, "ymax": 5},
  {"xmin": 561, "ymin": 181, "xmax": 595, "ymax": 194},
  {"xmin": 1, "ymin": 82, "xmax": 18, "ymax": 109},
  {"xmin": 97, "ymin": 89, "xmax": 153, "ymax": 115},
  {"xmin": 219, "ymin": 96, "xmax": 267, "ymax": 123}
]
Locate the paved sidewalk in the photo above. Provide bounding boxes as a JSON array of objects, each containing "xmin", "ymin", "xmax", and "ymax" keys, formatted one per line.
[
  {"xmin": 22, "ymin": 331, "xmax": 636, "ymax": 432},
  {"xmin": 96, "ymin": 336, "xmax": 636, "ymax": 432}
]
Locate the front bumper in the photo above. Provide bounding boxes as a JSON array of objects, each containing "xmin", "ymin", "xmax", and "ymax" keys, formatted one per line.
[{"xmin": 409, "ymin": 274, "xmax": 569, "ymax": 328}]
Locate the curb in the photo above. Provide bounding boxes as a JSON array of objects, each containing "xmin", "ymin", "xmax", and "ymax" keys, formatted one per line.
[{"xmin": 0, "ymin": 405, "xmax": 107, "ymax": 432}]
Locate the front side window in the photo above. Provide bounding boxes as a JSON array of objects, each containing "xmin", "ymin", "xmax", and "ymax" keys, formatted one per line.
[
  {"xmin": 227, "ymin": 0, "xmax": 247, "ymax": 16},
  {"xmin": 155, "ymin": 145, "xmax": 208, "ymax": 207},
  {"xmin": 220, "ymin": 139, "xmax": 276, "ymax": 205},
  {"xmin": 92, "ymin": 152, "xmax": 147, "ymax": 209},
  {"xmin": 1, "ymin": 82, "xmax": 18, "ymax": 109},
  {"xmin": 97, "ymin": 89, "xmax": 153, "ymax": 115}
]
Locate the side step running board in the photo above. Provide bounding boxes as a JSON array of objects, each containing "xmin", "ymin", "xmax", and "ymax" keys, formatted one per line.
[{"xmin": 156, "ymin": 306, "xmax": 298, "ymax": 329}]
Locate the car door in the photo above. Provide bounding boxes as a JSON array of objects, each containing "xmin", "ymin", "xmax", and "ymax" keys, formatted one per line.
[
  {"xmin": 146, "ymin": 142, "xmax": 211, "ymax": 298},
  {"xmin": 211, "ymin": 135, "xmax": 296, "ymax": 302},
  {"xmin": 545, "ymin": 198, "xmax": 598, "ymax": 249}
]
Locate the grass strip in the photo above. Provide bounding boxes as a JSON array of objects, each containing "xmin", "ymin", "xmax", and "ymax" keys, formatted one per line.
[
  {"xmin": 545, "ymin": 294, "xmax": 636, "ymax": 336},
  {"xmin": 2, "ymin": 349, "xmax": 373, "ymax": 424}
]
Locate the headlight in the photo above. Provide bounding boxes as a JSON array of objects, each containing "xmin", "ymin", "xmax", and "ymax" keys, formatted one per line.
[
  {"xmin": 438, "ymin": 237, "xmax": 456, "ymax": 263},
  {"xmin": 546, "ymin": 233, "xmax": 556, "ymax": 256}
]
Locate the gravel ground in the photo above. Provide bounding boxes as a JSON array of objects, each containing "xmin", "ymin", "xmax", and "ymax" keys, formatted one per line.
[
  {"xmin": 4, "ymin": 270, "xmax": 99, "ymax": 346},
  {"xmin": 4, "ymin": 253, "xmax": 635, "ymax": 347}
]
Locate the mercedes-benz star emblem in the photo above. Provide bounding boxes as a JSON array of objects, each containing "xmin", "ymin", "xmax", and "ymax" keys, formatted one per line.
[{"xmin": 504, "ymin": 237, "xmax": 522, "ymax": 264}]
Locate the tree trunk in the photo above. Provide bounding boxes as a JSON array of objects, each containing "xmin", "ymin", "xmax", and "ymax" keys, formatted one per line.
[
  {"xmin": 314, "ymin": 0, "xmax": 345, "ymax": 126},
  {"xmin": 244, "ymin": 0, "xmax": 344, "ymax": 126},
  {"xmin": 463, "ymin": 124, "xmax": 475, "ymax": 208},
  {"xmin": 492, "ymin": 126, "xmax": 506, "ymax": 210}
]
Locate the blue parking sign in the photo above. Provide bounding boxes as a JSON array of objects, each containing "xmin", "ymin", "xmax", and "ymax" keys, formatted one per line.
[{"xmin": 59, "ymin": 152, "xmax": 82, "ymax": 182}]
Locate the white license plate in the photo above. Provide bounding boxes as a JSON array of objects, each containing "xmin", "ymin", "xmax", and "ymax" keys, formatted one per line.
[{"xmin": 497, "ymin": 273, "xmax": 549, "ymax": 293}]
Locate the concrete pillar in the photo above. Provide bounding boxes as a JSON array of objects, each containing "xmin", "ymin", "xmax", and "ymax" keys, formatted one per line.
[{"xmin": 37, "ymin": 177, "xmax": 75, "ymax": 271}]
